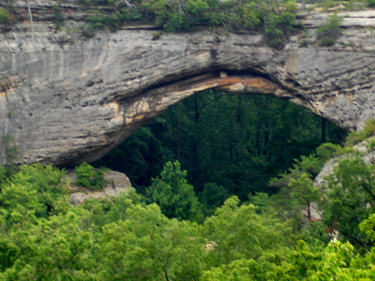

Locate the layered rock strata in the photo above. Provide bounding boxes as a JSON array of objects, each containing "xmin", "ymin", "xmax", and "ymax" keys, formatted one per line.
[{"xmin": 1, "ymin": 1, "xmax": 375, "ymax": 165}]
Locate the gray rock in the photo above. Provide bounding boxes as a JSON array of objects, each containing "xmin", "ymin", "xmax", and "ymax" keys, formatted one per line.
[
  {"xmin": 67, "ymin": 170, "xmax": 133, "ymax": 206},
  {"xmin": 1, "ymin": 1, "xmax": 375, "ymax": 166}
]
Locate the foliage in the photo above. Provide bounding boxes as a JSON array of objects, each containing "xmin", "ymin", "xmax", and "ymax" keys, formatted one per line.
[
  {"xmin": 1, "ymin": 135, "xmax": 19, "ymax": 179},
  {"xmin": 269, "ymin": 142, "xmax": 342, "ymax": 194},
  {"xmin": 95, "ymin": 93, "xmax": 347, "ymax": 205},
  {"xmin": 203, "ymin": 196, "xmax": 293, "ymax": 268},
  {"xmin": 360, "ymin": 213, "xmax": 375, "ymax": 242},
  {"xmin": 264, "ymin": 10, "xmax": 296, "ymax": 50},
  {"xmin": 316, "ymin": 0, "xmax": 337, "ymax": 11},
  {"xmin": 316, "ymin": 14, "xmax": 343, "ymax": 46},
  {"xmin": 288, "ymin": 172, "xmax": 321, "ymax": 221},
  {"xmin": 262, "ymin": 142, "xmax": 343, "ymax": 232},
  {"xmin": 94, "ymin": 120, "xmax": 174, "ymax": 193},
  {"xmin": 96, "ymin": 203, "xmax": 206, "ymax": 280},
  {"xmin": 321, "ymin": 156, "xmax": 375, "ymax": 245},
  {"xmin": 199, "ymin": 182, "xmax": 230, "ymax": 215},
  {"xmin": 0, "ymin": 8, "xmax": 13, "ymax": 26},
  {"xmin": 343, "ymin": 0, "xmax": 367, "ymax": 11},
  {"xmin": 201, "ymin": 255, "xmax": 295, "ymax": 281},
  {"xmin": 201, "ymin": 237, "xmax": 375, "ymax": 281},
  {"xmin": 0, "ymin": 164, "xmax": 70, "ymax": 225},
  {"xmin": 75, "ymin": 162, "xmax": 107, "ymax": 190},
  {"xmin": 285, "ymin": 1, "xmax": 298, "ymax": 14},
  {"xmin": 75, "ymin": 0, "xmax": 299, "ymax": 48},
  {"xmin": 53, "ymin": 6, "xmax": 64, "ymax": 30},
  {"xmin": 0, "ymin": 8, "xmax": 8, "ymax": 24},
  {"xmin": 146, "ymin": 161, "xmax": 203, "ymax": 221},
  {"xmin": 2, "ymin": 162, "xmax": 375, "ymax": 279},
  {"xmin": 346, "ymin": 118, "xmax": 375, "ymax": 146},
  {"xmin": 0, "ymin": 164, "xmax": 294, "ymax": 280},
  {"xmin": 151, "ymin": 31, "xmax": 161, "ymax": 40},
  {"xmin": 316, "ymin": 142, "xmax": 343, "ymax": 161},
  {"xmin": 366, "ymin": 0, "xmax": 375, "ymax": 7}
]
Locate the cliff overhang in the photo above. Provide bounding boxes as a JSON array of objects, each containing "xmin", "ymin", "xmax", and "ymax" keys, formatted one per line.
[{"xmin": 1, "ymin": 1, "xmax": 375, "ymax": 166}]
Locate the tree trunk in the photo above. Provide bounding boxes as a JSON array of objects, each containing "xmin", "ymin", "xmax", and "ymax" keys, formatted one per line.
[{"xmin": 306, "ymin": 200, "xmax": 311, "ymax": 221}]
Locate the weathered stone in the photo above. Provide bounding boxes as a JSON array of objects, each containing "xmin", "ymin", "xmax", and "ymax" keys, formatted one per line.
[
  {"xmin": 314, "ymin": 136, "xmax": 375, "ymax": 188},
  {"xmin": 67, "ymin": 170, "xmax": 133, "ymax": 206},
  {"xmin": 1, "ymin": 2, "xmax": 375, "ymax": 166}
]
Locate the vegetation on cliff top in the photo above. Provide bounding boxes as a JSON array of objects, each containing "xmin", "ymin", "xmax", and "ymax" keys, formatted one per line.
[
  {"xmin": 2, "ymin": 0, "xmax": 375, "ymax": 48},
  {"xmin": 0, "ymin": 0, "xmax": 299, "ymax": 48},
  {"xmin": 79, "ymin": 0, "xmax": 299, "ymax": 48}
]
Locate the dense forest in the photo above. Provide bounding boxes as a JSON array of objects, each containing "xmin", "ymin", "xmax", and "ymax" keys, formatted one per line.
[
  {"xmin": 94, "ymin": 92, "xmax": 347, "ymax": 200},
  {"xmin": 2, "ymin": 0, "xmax": 375, "ymax": 279},
  {"xmin": 2, "ymin": 134, "xmax": 375, "ymax": 279},
  {"xmin": 2, "ymin": 90, "xmax": 375, "ymax": 279}
]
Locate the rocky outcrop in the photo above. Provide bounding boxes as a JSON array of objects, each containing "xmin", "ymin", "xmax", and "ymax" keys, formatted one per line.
[
  {"xmin": 314, "ymin": 136, "xmax": 375, "ymax": 188},
  {"xmin": 67, "ymin": 169, "xmax": 133, "ymax": 205},
  {"xmin": 1, "ymin": 1, "xmax": 375, "ymax": 166}
]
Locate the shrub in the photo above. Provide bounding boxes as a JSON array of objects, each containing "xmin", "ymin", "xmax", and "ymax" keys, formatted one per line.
[
  {"xmin": 53, "ymin": 6, "xmax": 65, "ymax": 30},
  {"xmin": 316, "ymin": 14, "xmax": 342, "ymax": 46},
  {"xmin": 316, "ymin": 0, "xmax": 336, "ymax": 11},
  {"xmin": 81, "ymin": 25, "xmax": 96, "ymax": 39},
  {"xmin": 264, "ymin": 11, "xmax": 296, "ymax": 50},
  {"xmin": 315, "ymin": 142, "xmax": 343, "ymax": 161},
  {"xmin": 0, "ymin": 9, "xmax": 8, "ymax": 24},
  {"xmin": 366, "ymin": 0, "xmax": 375, "ymax": 7},
  {"xmin": 0, "ymin": 8, "xmax": 13, "ymax": 25},
  {"xmin": 299, "ymin": 31, "xmax": 311, "ymax": 47},
  {"xmin": 78, "ymin": 0, "xmax": 297, "ymax": 49},
  {"xmin": 285, "ymin": 1, "xmax": 299, "ymax": 13},
  {"xmin": 346, "ymin": 119, "xmax": 375, "ymax": 146},
  {"xmin": 152, "ymin": 31, "xmax": 161, "ymax": 40},
  {"xmin": 75, "ymin": 162, "xmax": 107, "ymax": 190}
]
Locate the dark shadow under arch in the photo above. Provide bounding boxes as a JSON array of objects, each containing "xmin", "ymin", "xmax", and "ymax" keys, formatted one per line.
[{"xmin": 93, "ymin": 89, "xmax": 347, "ymax": 200}]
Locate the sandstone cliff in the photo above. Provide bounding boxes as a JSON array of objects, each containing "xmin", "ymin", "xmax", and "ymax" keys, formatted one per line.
[{"xmin": 1, "ymin": 1, "xmax": 375, "ymax": 166}]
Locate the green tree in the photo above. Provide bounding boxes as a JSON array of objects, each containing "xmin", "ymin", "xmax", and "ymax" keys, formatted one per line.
[
  {"xmin": 96, "ymin": 203, "xmax": 205, "ymax": 280},
  {"xmin": 288, "ymin": 173, "xmax": 321, "ymax": 221},
  {"xmin": 203, "ymin": 196, "xmax": 293, "ymax": 268},
  {"xmin": 0, "ymin": 164, "xmax": 69, "ymax": 225},
  {"xmin": 146, "ymin": 161, "xmax": 203, "ymax": 221},
  {"xmin": 199, "ymin": 182, "xmax": 230, "ymax": 215},
  {"xmin": 75, "ymin": 162, "xmax": 107, "ymax": 190},
  {"xmin": 322, "ymin": 157, "xmax": 375, "ymax": 245},
  {"xmin": 0, "ymin": 212, "xmax": 96, "ymax": 280},
  {"xmin": 201, "ymin": 255, "xmax": 295, "ymax": 281},
  {"xmin": 266, "ymin": 143, "xmax": 342, "ymax": 229}
]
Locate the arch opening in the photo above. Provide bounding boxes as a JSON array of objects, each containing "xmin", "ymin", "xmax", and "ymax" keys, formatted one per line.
[
  {"xmin": 79, "ymin": 70, "xmax": 347, "ymax": 167},
  {"xmin": 93, "ymin": 89, "xmax": 347, "ymax": 201}
]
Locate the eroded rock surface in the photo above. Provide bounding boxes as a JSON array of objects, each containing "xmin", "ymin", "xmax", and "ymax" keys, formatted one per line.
[
  {"xmin": 1, "ymin": 1, "xmax": 375, "ymax": 166},
  {"xmin": 67, "ymin": 170, "xmax": 133, "ymax": 206}
]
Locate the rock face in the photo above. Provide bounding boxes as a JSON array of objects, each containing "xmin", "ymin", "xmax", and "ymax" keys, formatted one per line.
[
  {"xmin": 67, "ymin": 170, "xmax": 133, "ymax": 206},
  {"xmin": 1, "ymin": 1, "xmax": 375, "ymax": 166},
  {"xmin": 314, "ymin": 136, "xmax": 375, "ymax": 188}
]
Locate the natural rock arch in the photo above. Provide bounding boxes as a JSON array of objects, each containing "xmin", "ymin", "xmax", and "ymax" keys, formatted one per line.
[{"xmin": 1, "ymin": 8, "xmax": 375, "ymax": 166}]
